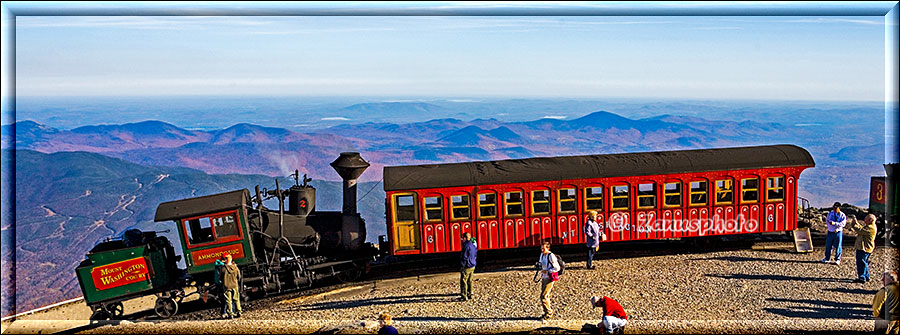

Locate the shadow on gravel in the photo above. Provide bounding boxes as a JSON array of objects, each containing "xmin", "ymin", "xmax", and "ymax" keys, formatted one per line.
[
  {"xmin": 751, "ymin": 248, "xmax": 802, "ymax": 254},
  {"xmin": 706, "ymin": 273, "xmax": 855, "ymax": 283},
  {"xmin": 690, "ymin": 256, "xmax": 821, "ymax": 264},
  {"xmin": 394, "ymin": 316, "xmax": 538, "ymax": 321},
  {"xmin": 763, "ymin": 297, "xmax": 871, "ymax": 319},
  {"xmin": 293, "ymin": 293, "xmax": 459, "ymax": 311},
  {"xmin": 822, "ymin": 287, "xmax": 878, "ymax": 295},
  {"xmin": 504, "ymin": 325, "xmax": 597, "ymax": 335}
]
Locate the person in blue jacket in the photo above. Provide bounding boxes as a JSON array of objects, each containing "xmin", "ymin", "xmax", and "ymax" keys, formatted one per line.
[
  {"xmin": 822, "ymin": 202, "xmax": 847, "ymax": 265},
  {"xmin": 377, "ymin": 312, "xmax": 399, "ymax": 335},
  {"xmin": 459, "ymin": 232, "xmax": 477, "ymax": 301},
  {"xmin": 213, "ymin": 255, "xmax": 227, "ymax": 318}
]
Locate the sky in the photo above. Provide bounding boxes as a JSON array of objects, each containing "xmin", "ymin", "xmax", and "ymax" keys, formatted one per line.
[{"xmin": 1, "ymin": 2, "xmax": 894, "ymax": 102}]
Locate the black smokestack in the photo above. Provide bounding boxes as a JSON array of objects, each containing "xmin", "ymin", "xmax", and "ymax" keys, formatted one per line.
[{"xmin": 330, "ymin": 152, "xmax": 370, "ymax": 215}]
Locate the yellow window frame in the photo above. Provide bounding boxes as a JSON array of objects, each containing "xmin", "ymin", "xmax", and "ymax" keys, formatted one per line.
[
  {"xmin": 585, "ymin": 187, "xmax": 604, "ymax": 211},
  {"xmin": 636, "ymin": 183, "xmax": 656, "ymax": 209},
  {"xmin": 450, "ymin": 194, "xmax": 471, "ymax": 221},
  {"xmin": 558, "ymin": 188, "xmax": 577, "ymax": 214},
  {"xmin": 392, "ymin": 193, "xmax": 418, "ymax": 223},
  {"xmin": 531, "ymin": 189, "xmax": 551, "ymax": 215},
  {"xmin": 740, "ymin": 178, "xmax": 759, "ymax": 204},
  {"xmin": 478, "ymin": 192, "xmax": 498, "ymax": 219},
  {"xmin": 663, "ymin": 182, "xmax": 682, "ymax": 208},
  {"xmin": 504, "ymin": 191, "xmax": 524, "ymax": 217},
  {"xmin": 423, "ymin": 196, "xmax": 443, "ymax": 222},
  {"xmin": 714, "ymin": 179, "xmax": 734, "ymax": 205},
  {"xmin": 610, "ymin": 185, "xmax": 630, "ymax": 211},
  {"xmin": 689, "ymin": 181, "xmax": 708, "ymax": 207},
  {"xmin": 390, "ymin": 192, "xmax": 420, "ymax": 251},
  {"xmin": 766, "ymin": 176, "xmax": 785, "ymax": 202}
]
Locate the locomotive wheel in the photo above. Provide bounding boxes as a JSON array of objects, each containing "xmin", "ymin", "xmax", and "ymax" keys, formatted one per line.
[
  {"xmin": 336, "ymin": 266, "xmax": 362, "ymax": 283},
  {"xmin": 154, "ymin": 297, "xmax": 178, "ymax": 319},
  {"xmin": 108, "ymin": 302, "xmax": 125, "ymax": 318},
  {"xmin": 90, "ymin": 309, "xmax": 111, "ymax": 321}
]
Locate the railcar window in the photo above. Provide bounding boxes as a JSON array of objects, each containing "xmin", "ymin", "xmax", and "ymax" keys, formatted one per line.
[
  {"xmin": 532, "ymin": 190, "xmax": 551, "ymax": 215},
  {"xmin": 478, "ymin": 193, "xmax": 498, "ymax": 219},
  {"xmin": 689, "ymin": 181, "xmax": 708, "ymax": 206},
  {"xmin": 424, "ymin": 196, "xmax": 443, "ymax": 222},
  {"xmin": 637, "ymin": 183, "xmax": 656, "ymax": 209},
  {"xmin": 767, "ymin": 176, "xmax": 785, "ymax": 201},
  {"xmin": 558, "ymin": 188, "xmax": 577, "ymax": 213},
  {"xmin": 715, "ymin": 179, "xmax": 734, "ymax": 205},
  {"xmin": 451, "ymin": 195, "xmax": 470, "ymax": 220},
  {"xmin": 741, "ymin": 178, "xmax": 759, "ymax": 203},
  {"xmin": 212, "ymin": 213, "xmax": 239, "ymax": 238},
  {"xmin": 505, "ymin": 191, "xmax": 524, "ymax": 217},
  {"xmin": 395, "ymin": 194, "xmax": 417, "ymax": 222},
  {"xmin": 664, "ymin": 182, "xmax": 682, "ymax": 207},
  {"xmin": 611, "ymin": 185, "xmax": 629, "ymax": 211},
  {"xmin": 585, "ymin": 187, "xmax": 604, "ymax": 211},
  {"xmin": 184, "ymin": 217, "xmax": 214, "ymax": 245}
]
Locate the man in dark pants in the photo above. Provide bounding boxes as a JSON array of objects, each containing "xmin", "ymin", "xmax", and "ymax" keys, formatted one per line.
[
  {"xmin": 584, "ymin": 210, "xmax": 602, "ymax": 269},
  {"xmin": 459, "ymin": 232, "xmax": 477, "ymax": 301},
  {"xmin": 213, "ymin": 255, "xmax": 227, "ymax": 318},
  {"xmin": 822, "ymin": 202, "xmax": 847, "ymax": 265}
]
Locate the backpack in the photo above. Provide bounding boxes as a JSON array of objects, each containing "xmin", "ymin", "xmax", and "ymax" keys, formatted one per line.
[{"xmin": 552, "ymin": 253, "xmax": 566, "ymax": 276}]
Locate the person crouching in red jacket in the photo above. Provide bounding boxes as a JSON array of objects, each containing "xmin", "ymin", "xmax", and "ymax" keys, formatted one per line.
[{"xmin": 591, "ymin": 296, "xmax": 628, "ymax": 334}]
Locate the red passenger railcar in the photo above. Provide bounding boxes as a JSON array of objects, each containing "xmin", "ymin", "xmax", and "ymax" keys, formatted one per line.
[{"xmin": 382, "ymin": 145, "xmax": 815, "ymax": 256}]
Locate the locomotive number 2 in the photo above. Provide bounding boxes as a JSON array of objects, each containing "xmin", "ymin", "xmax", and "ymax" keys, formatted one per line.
[{"xmin": 300, "ymin": 200, "xmax": 307, "ymax": 208}]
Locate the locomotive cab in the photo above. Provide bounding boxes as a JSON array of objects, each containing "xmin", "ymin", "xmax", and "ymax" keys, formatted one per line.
[{"xmin": 154, "ymin": 189, "xmax": 256, "ymax": 282}]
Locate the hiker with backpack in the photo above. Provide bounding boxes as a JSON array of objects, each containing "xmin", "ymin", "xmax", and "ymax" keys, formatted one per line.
[{"xmin": 537, "ymin": 241, "xmax": 562, "ymax": 321}]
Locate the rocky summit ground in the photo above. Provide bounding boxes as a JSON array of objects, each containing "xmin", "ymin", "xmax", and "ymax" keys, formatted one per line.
[{"xmin": 6, "ymin": 232, "xmax": 895, "ymax": 335}]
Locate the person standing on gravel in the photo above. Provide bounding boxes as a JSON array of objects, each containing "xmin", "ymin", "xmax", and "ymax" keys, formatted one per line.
[
  {"xmin": 584, "ymin": 210, "xmax": 603, "ymax": 269},
  {"xmin": 822, "ymin": 202, "xmax": 847, "ymax": 265},
  {"xmin": 874, "ymin": 270, "xmax": 899, "ymax": 334},
  {"xmin": 538, "ymin": 242, "xmax": 561, "ymax": 320},
  {"xmin": 852, "ymin": 214, "xmax": 877, "ymax": 283},
  {"xmin": 221, "ymin": 253, "xmax": 242, "ymax": 319},
  {"xmin": 459, "ymin": 232, "xmax": 477, "ymax": 301},
  {"xmin": 214, "ymin": 255, "xmax": 228, "ymax": 318},
  {"xmin": 590, "ymin": 296, "xmax": 628, "ymax": 334}
]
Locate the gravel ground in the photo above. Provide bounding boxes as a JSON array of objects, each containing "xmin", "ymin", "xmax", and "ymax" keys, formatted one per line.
[{"xmin": 64, "ymin": 236, "xmax": 898, "ymax": 334}]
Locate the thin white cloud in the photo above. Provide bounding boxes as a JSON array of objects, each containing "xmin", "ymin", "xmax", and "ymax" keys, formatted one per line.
[
  {"xmin": 689, "ymin": 26, "xmax": 744, "ymax": 30},
  {"xmin": 245, "ymin": 27, "xmax": 399, "ymax": 35},
  {"xmin": 780, "ymin": 18, "xmax": 883, "ymax": 26},
  {"xmin": 15, "ymin": 16, "xmax": 274, "ymax": 30},
  {"xmin": 542, "ymin": 115, "xmax": 567, "ymax": 119},
  {"xmin": 321, "ymin": 117, "xmax": 350, "ymax": 121}
]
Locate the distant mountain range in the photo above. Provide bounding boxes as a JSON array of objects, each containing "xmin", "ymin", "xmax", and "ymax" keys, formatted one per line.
[{"xmin": 2, "ymin": 111, "xmax": 812, "ymax": 181}]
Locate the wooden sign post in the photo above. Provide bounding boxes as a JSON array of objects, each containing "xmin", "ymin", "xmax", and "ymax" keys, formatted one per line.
[{"xmin": 793, "ymin": 227, "xmax": 814, "ymax": 253}]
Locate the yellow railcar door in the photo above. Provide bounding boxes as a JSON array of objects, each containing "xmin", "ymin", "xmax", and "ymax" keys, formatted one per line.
[{"xmin": 392, "ymin": 193, "xmax": 420, "ymax": 251}]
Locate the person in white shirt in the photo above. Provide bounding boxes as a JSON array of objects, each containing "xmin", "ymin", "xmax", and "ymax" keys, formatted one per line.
[{"xmin": 537, "ymin": 242, "xmax": 560, "ymax": 320}]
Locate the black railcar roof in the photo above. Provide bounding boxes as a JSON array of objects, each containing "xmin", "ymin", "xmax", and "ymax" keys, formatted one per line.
[
  {"xmin": 383, "ymin": 144, "xmax": 814, "ymax": 192},
  {"xmin": 154, "ymin": 189, "xmax": 249, "ymax": 222}
]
